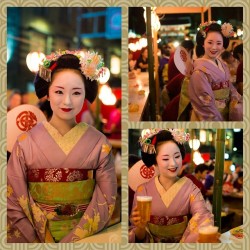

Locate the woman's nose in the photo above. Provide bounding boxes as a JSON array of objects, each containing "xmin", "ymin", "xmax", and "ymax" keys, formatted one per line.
[{"xmin": 63, "ymin": 94, "xmax": 71, "ymax": 105}]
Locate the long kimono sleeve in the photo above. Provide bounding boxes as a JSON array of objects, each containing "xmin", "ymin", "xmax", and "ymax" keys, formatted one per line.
[
  {"xmin": 189, "ymin": 70, "xmax": 223, "ymax": 121},
  {"xmin": 60, "ymin": 137, "xmax": 117, "ymax": 242},
  {"xmin": 181, "ymin": 182, "xmax": 214, "ymax": 243},
  {"xmin": 7, "ymin": 139, "xmax": 39, "ymax": 243}
]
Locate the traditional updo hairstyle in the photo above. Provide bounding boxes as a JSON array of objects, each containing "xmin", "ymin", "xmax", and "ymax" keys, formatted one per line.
[
  {"xmin": 196, "ymin": 23, "xmax": 230, "ymax": 57},
  {"xmin": 141, "ymin": 130, "xmax": 186, "ymax": 167},
  {"xmin": 34, "ymin": 54, "xmax": 98, "ymax": 103}
]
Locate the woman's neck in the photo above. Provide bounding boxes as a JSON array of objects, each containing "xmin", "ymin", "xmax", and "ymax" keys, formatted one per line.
[
  {"xmin": 202, "ymin": 55, "xmax": 218, "ymax": 63},
  {"xmin": 49, "ymin": 116, "xmax": 77, "ymax": 135},
  {"xmin": 158, "ymin": 175, "xmax": 178, "ymax": 191}
]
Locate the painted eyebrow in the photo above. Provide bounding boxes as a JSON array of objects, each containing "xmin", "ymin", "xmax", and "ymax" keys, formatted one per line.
[
  {"xmin": 161, "ymin": 152, "xmax": 181, "ymax": 157},
  {"xmin": 54, "ymin": 86, "xmax": 83, "ymax": 90}
]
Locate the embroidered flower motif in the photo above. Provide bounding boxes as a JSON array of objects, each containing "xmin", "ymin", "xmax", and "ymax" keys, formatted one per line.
[
  {"xmin": 137, "ymin": 185, "xmax": 144, "ymax": 193},
  {"xmin": 14, "ymin": 230, "xmax": 21, "ymax": 238},
  {"xmin": 190, "ymin": 193, "xmax": 195, "ymax": 203},
  {"xmin": 7, "ymin": 185, "xmax": 13, "ymax": 197},
  {"xmin": 18, "ymin": 133, "xmax": 27, "ymax": 142},
  {"xmin": 102, "ymin": 144, "xmax": 111, "ymax": 154},
  {"xmin": 44, "ymin": 168, "xmax": 62, "ymax": 182},
  {"xmin": 66, "ymin": 170, "xmax": 84, "ymax": 182}
]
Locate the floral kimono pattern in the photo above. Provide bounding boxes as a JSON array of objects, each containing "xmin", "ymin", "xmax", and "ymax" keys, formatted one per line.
[
  {"xmin": 188, "ymin": 58, "xmax": 242, "ymax": 121},
  {"xmin": 7, "ymin": 122, "xmax": 117, "ymax": 243},
  {"xmin": 129, "ymin": 176, "xmax": 214, "ymax": 243}
]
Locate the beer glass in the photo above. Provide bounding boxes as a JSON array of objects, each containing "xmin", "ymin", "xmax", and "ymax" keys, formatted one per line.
[
  {"xmin": 198, "ymin": 225, "xmax": 219, "ymax": 243},
  {"xmin": 137, "ymin": 196, "xmax": 152, "ymax": 223}
]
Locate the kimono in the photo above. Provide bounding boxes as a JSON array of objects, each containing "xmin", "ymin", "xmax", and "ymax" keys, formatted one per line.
[
  {"xmin": 7, "ymin": 121, "xmax": 117, "ymax": 243},
  {"xmin": 188, "ymin": 58, "xmax": 242, "ymax": 121},
  {"xmin": 129, "ymin": 176, "xmax": 214, "ymax": 243}
]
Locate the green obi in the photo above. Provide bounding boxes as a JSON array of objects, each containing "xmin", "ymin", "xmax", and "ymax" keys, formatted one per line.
[
  {"xmin": 147, "ymin": 216, "xmax": 188, "ymax": 243},
  {"xmin": 213, "ymin": 88, "xmax": 230, "ymax": 120},
  {"xmin": 29, "ymin": 180, "xmax": 95, "ymax": 242}
]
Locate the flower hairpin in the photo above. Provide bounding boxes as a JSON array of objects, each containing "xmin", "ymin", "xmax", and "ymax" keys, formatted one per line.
[
  {"xmin": 168, "ymin": 129, "xmax": 190, "ymax": 144},
  {"xmin": 39, "ymin": 50, "xmax": 105, "ymax": 82},
  {"xmin": 198, "ymin": 21, "xmax": 235, "ymax": 38},
  {"xmin": 139, "ymin": 129, "xmax": 190, "ymax": 154}
]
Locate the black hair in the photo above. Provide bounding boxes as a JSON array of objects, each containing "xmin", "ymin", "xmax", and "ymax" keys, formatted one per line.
[
  {"xmin": 233, "ymin": 43, "xmax": 243, "ymax": 61},
  {"xmin": 221, "ymin": 50, "xmax": 232, "ymax": 61},
  {"xmin": 34, "ymin": 54, "xmax": 98, "ymax": 103},
  {"xmin": 181, "ymin": 40, "xmax": 194, "ymax": 51},
  {"xmin": 115, "ymin": 99, "xmax": 121, "ymax": 109},
  {"xmin": 195, "ymin": 163, "xmax": 209, "ymax": 174},
  {"xmin": 196, "ymin": 23, "xmax": 230, "ymax": 56},
  {"xmin": 141, "ymin": 130, "xmax": 186, "ymax": 167}
]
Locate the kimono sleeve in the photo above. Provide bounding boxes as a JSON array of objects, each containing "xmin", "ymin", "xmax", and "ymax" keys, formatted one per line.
[
  {"xmin": 181, "ymin": 182, "xmax": 214, "ymax": 243},
  {"xmin": 7, "ymin": 138, "xmax": 39, "ymax": 243},
  {"xmin": 189, "ymin": 70, "xmax": 223, "ymax": 121},
  {"xmin": 60, "ymin": 136, "xmax": 117, "ymax": 242}
]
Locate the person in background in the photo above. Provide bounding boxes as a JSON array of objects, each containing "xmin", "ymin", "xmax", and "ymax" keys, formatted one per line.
[
  {"xmin": 233, "ymin": 43, "xmax": 243, "ymax": 95},
  {"xmin": 135, "ymin": 47, "xmax": 148, "ymax": 72},
  {"xmin": 231, "ymin": 164, "xmax": 242, "ymax": 183},
  {"xmin": 233, "ymin": 171, "xmax": 243, "ymax": 192},
  {"xmin": 159, "ymin": 45, "xmax": 171, "ymax": 88},
  {"xmin": 204, "ymin": 163, "xmax": 215, "ymax": 196},
  {"xmin": 186, "ymin": 164, "xmax": 209, "ymax": 197},
  {"xmin": 128, "ymin": 50, "xmax": 136, "ymax": 72},
  {"xmin": 21, "ymin": 92, "xmax": 30, "ymax": 104},
  {"xmin": 7, "ymin": 89, "xmax": 22, "ymax": 111},
  {"xmin": 103, "ymin": 99, "xmax": 121, "ymax": 140},
  {"xmin": 220, "ymin": 50, "xmax": 239, "ymax": 84}
]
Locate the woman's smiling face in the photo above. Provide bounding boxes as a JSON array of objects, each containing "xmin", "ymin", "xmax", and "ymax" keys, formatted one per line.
[
  {"xmin": 48, "ymin": 69, "xmax": 85, "ymax": 122},
  {"xmin": 203, "ymin": 31, "xmax": 224, "ymax": 60},
  {"xmin": 155, "ymin": 140, "xmax": 183, "ymax": 179}
]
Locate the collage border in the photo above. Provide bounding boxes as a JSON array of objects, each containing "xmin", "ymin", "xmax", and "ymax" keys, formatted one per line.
[{"xmin": 1, "ymin": 0, "xmax": 249, "ymax": 249}]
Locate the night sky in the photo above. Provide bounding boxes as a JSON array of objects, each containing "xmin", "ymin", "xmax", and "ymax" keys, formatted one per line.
[{"xmin": 128, "ymin": 7, "xmax": 243, "ymax": 35}]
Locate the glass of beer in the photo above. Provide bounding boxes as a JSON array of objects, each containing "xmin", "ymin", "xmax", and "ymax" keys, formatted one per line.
[
  {"xmin": 198, "ymin": 225, "xmax": 219, "ymax": 243},
  {"xmin": 137, "ymin": 196, "xmax": 152, "ymax": 223}
]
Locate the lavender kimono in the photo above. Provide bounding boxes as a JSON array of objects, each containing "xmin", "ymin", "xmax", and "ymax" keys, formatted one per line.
[
  {"xmin": 188, "ymin": 58, "xmax": 242, "ymax": 121},
  {"xmin": 7, "ymin": 122, "xmax": 117, "ymax": 243},
  {"xmin": 129, "ymin": 176, "xmax": 213, "ymax": 243}
]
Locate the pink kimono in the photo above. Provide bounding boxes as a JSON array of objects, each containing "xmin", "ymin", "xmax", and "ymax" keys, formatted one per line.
[
  {"xmin": 188, "ymin": 58, "xmax": 242, "ymax": 121},
  {"xmin": 7, "ymin": 121, "xmax": 117, "ymax": 243},
  {"xmin": 129, "ymin": 176, "xmax": 214, "ymax": 243}
]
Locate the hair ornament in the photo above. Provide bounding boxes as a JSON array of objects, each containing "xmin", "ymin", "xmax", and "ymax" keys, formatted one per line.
[
  {"xmin": 139, "ymin": 129, "xmax": 190, "ymax": 154},
  {"xmin": 167, "ymin": 129, "xmax": 190, "ymax": 144},
  {"xmin": 38, "ymin": 50, "xmax": 105, "ymax": 82},
  {"xmin": 221, "ymin": 22, "xmax": 235, "ymax": 38},
  {"xmin": 198, "ymin": 21, "xmax": 235, "ymax": 38}
]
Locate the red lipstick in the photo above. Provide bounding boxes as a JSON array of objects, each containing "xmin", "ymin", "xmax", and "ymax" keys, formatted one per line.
[{"xmin": 61, "ymin": 108, "xmax": 72, "ymax": 112}]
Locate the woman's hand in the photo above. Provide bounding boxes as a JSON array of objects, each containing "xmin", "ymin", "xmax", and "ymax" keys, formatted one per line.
[{"xmin": 130, "ymin": 206, "xmax": 148, "ymax": 241}]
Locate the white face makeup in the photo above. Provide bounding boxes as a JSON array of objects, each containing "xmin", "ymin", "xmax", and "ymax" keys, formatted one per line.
[
  {"xmin": 48, "ymin": 69, "xmax": 85, "ymax": 123},
  {"xmin": 155, "ymin": 140, "xmax": 183, "ymax": 179},
  {"xmin": 203, "ymin": 32, "xmax": 224, "ymax": 61}
]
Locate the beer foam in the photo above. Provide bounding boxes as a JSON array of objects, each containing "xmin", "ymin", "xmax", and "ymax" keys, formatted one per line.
[
  {"xmin": 137, "ymin": 196, "xmax": 152, "ymax": 201},
  {"xmin": 199, "ymin": 225, "xmax": 218, "ymax": 234}
]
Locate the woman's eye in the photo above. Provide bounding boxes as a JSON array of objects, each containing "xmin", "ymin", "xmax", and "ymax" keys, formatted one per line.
[
  {"xmin": 163, "ymin": 159, "xmax": 169, "ymax": 161},
  {"xmin": 55, "ymin": 90, "xmax": 63, "ymax": 94},
  {"xmin": 73, "ymin": 91, "xmax": 81, "ymax": 95},
  {"xmin": 175, "ymin": 155, "xmax": 181, "ymax": 159}
]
